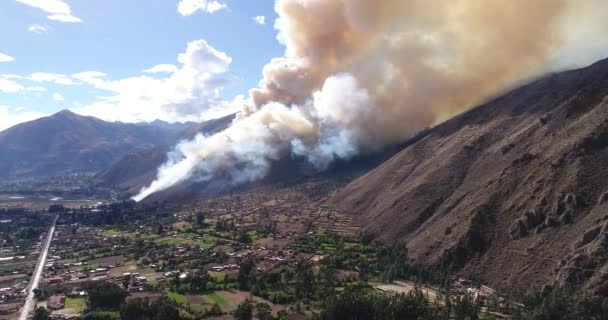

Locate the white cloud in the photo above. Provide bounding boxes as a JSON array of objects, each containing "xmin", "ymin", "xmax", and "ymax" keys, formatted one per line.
[
  {"xmin": 28, "ymin": 24, "xmax": 49, "ymax": 34},
  {"xmin": 253, "ymin": 16, "xmax": 266, "ymax": 25},
  {"xmin": 47, "ymin": 13, "xmax": 81, "ymax": 23},
  {"xmin": 205, "ymin": 1, "xmax": 226, "ymax": 13},
  {"xmin": 52, "ymin": 92, "xmax": 64, "ymax": 101},
  {"xmin": 143, "ymin": 64, "xmax": 179, "ymax": 74},
  {"xmin": 0, "ymin": 106, "xmax": 47, "ymax": 131},
  {"xmin": 29, "ymin": 72, "xmax": 78, "ymax": 85},
  {"xmin": 177, "ymin": 0, "xmax": 227, "ymax": 16},
  {"xmin": 72, "ymin": 39, "xmax": 235, "ymax": 123},
  {"xmin": 72, "ymin": 71, "xmax": 106, "ymax": 87},
  {"xmin": 26, "ymin": 86, "xmax": 46, "ymax": 92},
  {"xmin": 0, "ymin": 52, "xmax": 15, "ymax": 63},
  {"xmin": 15, "ymin": 0, "xmax": 82, "ymax": 23},
  {"xmin": 0, "ymin": 79, "xmax": 23, "ymax": 93}
]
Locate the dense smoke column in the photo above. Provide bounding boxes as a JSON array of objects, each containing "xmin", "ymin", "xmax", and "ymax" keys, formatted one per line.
[{"xmin": 134, "ymin": 0, "xmax": 604, "ymax": 201}]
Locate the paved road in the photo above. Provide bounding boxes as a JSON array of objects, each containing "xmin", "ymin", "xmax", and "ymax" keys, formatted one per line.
[{"xmin": 19, "ymin": 215, "xmax": 57, "ymax": 320}]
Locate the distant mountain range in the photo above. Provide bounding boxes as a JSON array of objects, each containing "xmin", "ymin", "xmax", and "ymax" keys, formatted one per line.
[
  {"xmin": 0, "ymin": 110, "xmax": 233, "ymax": 179},
  {"xmin": 93, "ymin": 115, "xmax": 234, "ymax": 193}
]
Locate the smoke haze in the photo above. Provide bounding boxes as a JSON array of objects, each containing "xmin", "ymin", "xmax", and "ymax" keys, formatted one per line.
[{"xmin": 134, "ymin": 0, "xmax": 608, "ymax": 201}]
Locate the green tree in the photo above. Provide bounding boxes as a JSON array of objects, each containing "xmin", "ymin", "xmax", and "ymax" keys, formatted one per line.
[
  {"xmin": 208, "ymin": 303, "xmax": 223, "ymax": 316},
  {"xmin": 238, "ymin": 258, "xmax": 256, "ymax": 290},
  {"xmin": 237, "ymin": 230, "xmax": 252, "ymax": 244},
  {"xmin": 575, "ymin": 295, "xmax": 608, "ymax": 320},
  {"xmin": 316, "ymin": 264, "xmax": 336, "ymax": 300},
  {"xmin": 86, "ymin": 281, "xmax": 126, "ymax": 311},
  {"xmin": 377, "ymin": 241, "xmax": 408, "ymax": 282},
  {"xmin": 195, "ymin": 211, "xmax": 206, "ymax": 227},
  {"xmin": 234, "ymin": 298, "xmax": 254, "ymax": 320},
  {"xmin": 321, "ymin": 288, "xmax": 430, "ymax": 320},
  {"xmin": 191, "ymin": 270, "xmax": 210, "ymax": 292},
  {"xmin": 295, "ymin": 258, "xmax": 314, "ymax": 300},
  {"xmin": 518, "ymin": 287, "xmax": 574, "ymax": 320},
  {"xmin": 255, "ymin": 302, "xmax": 272, "ymax": 320},
  {"xmin": 453, "ymin": 293, "xmax": 480, "ymax": 320},
  {"xmin": 33, "ymin": 307, "xmax": 49, "ymax": 320}
]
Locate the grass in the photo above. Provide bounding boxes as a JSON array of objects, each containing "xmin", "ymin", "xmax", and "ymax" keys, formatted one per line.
[
  {"xmin": 203, "ymin": 292, "xmax": 229, "ymax": 310},
  {"xmin": 247, "ymin": 231, "xmax": 259, "ymax": 241},
  {"xmin": 84, "ymin": 311, "xmax": 120, "ymax": 320},
  {"xmin": 65, "ymin": 297, "xmax": 86, "ymax": 311},
  {"xmin": 167, "ymin": 292, "xmax": 187, "ymax": 304},
  {"xmin": 320, "ymin": 202, "xmax": 337, "ymax": 208},
  {"xmin": 0, "ymin": 263, "xmax": 26, "ymax": 272},
  {"xmin": 76, "ymin": 263, "xmax": 100, "ymax": 271},
  {"xmin": 15, "ymin": 276, "xmax": 29, "ymax": 283},
  {"xmin": 103, "ymin": 228, "xmax": 159, "ymax": 240},
  {"xmin": 0, "ymin": 251, "xmax": 15, "ymax": 258},
  {"xmin": 156, "ymin": 234, "xmax": 217, "ymax": 249},
  {"xmin": 102, "ymin": 229, "xmax": 129, "ymax": 237}
]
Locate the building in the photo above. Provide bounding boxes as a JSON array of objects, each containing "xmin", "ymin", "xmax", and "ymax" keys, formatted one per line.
[{"xmin": 48, "ymin": 295, "xmax": 66, "ymax": 310}]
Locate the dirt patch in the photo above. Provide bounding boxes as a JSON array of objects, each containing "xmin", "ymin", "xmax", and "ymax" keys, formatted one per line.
[
  {"xmin": 89, "ymin": 255, "xmax": 126, "ymax": 266},
  {"xmin": 186, "ymin": 294, "xmax": 205, "ymax": 304}
]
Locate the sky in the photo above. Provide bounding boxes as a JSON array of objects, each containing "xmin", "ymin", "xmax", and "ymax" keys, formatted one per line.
[{"xmin": 0, "ymin": 0, "xmax": 282, "ymax": 130}]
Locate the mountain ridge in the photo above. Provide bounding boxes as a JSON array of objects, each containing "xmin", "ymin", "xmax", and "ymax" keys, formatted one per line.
[
  {"xmin": 0, "ymin": 110, "xmax": 215, "ymax": 178},
  {"xmin": 332, "ymin": 57, "xmax": 608, "ymax": 294}
]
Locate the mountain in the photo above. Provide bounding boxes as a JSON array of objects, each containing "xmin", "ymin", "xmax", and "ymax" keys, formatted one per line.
[
  {"xmin": 93, "ymin": 114, "xmax": 235, "ymax": 193},
  {"xmin": 0, "ymin": 110, "xmax": 194, "ymax": 178},
  {"xmin": 333, "ymin": 58, "xmax": 608, "ymax": 294}
]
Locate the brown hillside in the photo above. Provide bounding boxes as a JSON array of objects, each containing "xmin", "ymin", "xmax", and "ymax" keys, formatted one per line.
[{"xmin": 333, "ymin": 58, "xmax": 608, "ymax": 295}]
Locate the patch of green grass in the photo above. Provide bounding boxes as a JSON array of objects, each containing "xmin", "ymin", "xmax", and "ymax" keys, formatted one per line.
[
  {"xmin": 320, "ymin": 202, "xmax": 337, "ymax": 208},
  {"xmin": 180, "ymin": 232, "xmax": 198, "ymax": 237},
  {"xmin": 0, "ymin": 251, "xmax": 15, "ymax": 258},
  {"xmin": 167, "ymin": 291, "xmax": 187, "ymax": 304},
  {"xmin": 84, "ymin": 311, "xmax": 120, "ymax": 320},
  {"xmin": 102, "ymin": 229, "xmax": 129, "ymax": 237},
  {"xmin": 76, "ymin": 263, "xmax": 100, "ymax": 271},
  {"xmin": 156, "ymin": 234, "xmax": 217, "ymax": 249},
  {"xmin": 134, "ymin": 233, "xmax": 160, "ymax": 240},
  {"xmin": 190, "ymin": 304, "xmax": 208, "ymax": 313},
  {"xmin": 65, "ymin": 297, "xmax": 86, "ymax": 310},
  {"xmin": 202, "ymin": 292, "xmax": 228, "ymax": 310},
  {"xmin": 247, "ymin": 231, "xmax": 259, "ymax": 241},
  {"xmin": 0, "ymin": 263, "xmax": 26, "ymax": 272},
  {"xmin": 15, "ymin": 276, "xmax": 29, "ymax": 283}
]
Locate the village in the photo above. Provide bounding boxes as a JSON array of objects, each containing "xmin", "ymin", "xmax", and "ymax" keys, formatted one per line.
[
  {"xmin": 0, "ymin": 178, "xmax": 513, "ymax": 320},
  {"xmin": 2, "ymin": 178, "xmax": 510, "ymax": 319},
  {"xmin": 29, "ymin": 179, "xmax": 355, "ymax": 319},
  {"xmin": 0, "ymin": 209, "xmax": 54, "ymax": 319}
]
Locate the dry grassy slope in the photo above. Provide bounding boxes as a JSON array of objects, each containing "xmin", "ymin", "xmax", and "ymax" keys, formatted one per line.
[{"xmin": 333, "ymin": 58, "xmax": 608, "ymax": 294}]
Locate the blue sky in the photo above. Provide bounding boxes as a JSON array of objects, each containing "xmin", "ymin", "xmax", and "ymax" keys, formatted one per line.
[{"xmin": 0, "ymin": 0, "xmax": 283, "ymax": 129}]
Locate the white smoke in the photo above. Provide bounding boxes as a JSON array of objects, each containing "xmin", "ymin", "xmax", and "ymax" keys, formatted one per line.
[{"xmin": 134, "ymin": 0, "xmax": 608, "ymax": 201}]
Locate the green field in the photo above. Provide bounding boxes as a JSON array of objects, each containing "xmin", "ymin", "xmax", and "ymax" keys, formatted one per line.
[
  {"xmin": 157, "ymin": 234, "xmax": 217, "ymax": 249},
  {"xmin": 84, "ymin": 311, "xmax": 120, "ymax": 319},
  {"xmin": 0, "ymin": 263, "xmax": 27, "ymax": 273},
  {"xmin": 167, "ymin": 292, "xmax": 187, "ymax": 304},
  {"xmin": 65, "ymin": 297, "xmax": 86, "ymax": 311},
  {"xmin": 202, "ymin": 292, "xmax": 229, "ymax": 310},
  {"xmin": 102, "ymin": 228, "xmax": 159, "ymax": 240}
]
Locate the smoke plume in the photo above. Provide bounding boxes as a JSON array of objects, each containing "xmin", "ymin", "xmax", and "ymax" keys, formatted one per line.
[{"xmin": 134, "ymin": 0, "xmax": 607, "ymax": 201}]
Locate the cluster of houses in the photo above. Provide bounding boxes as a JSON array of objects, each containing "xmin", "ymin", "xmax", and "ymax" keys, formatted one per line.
[{"xmin": 451, "ymin": 278, "xmax": 498, "ymax": 302}]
